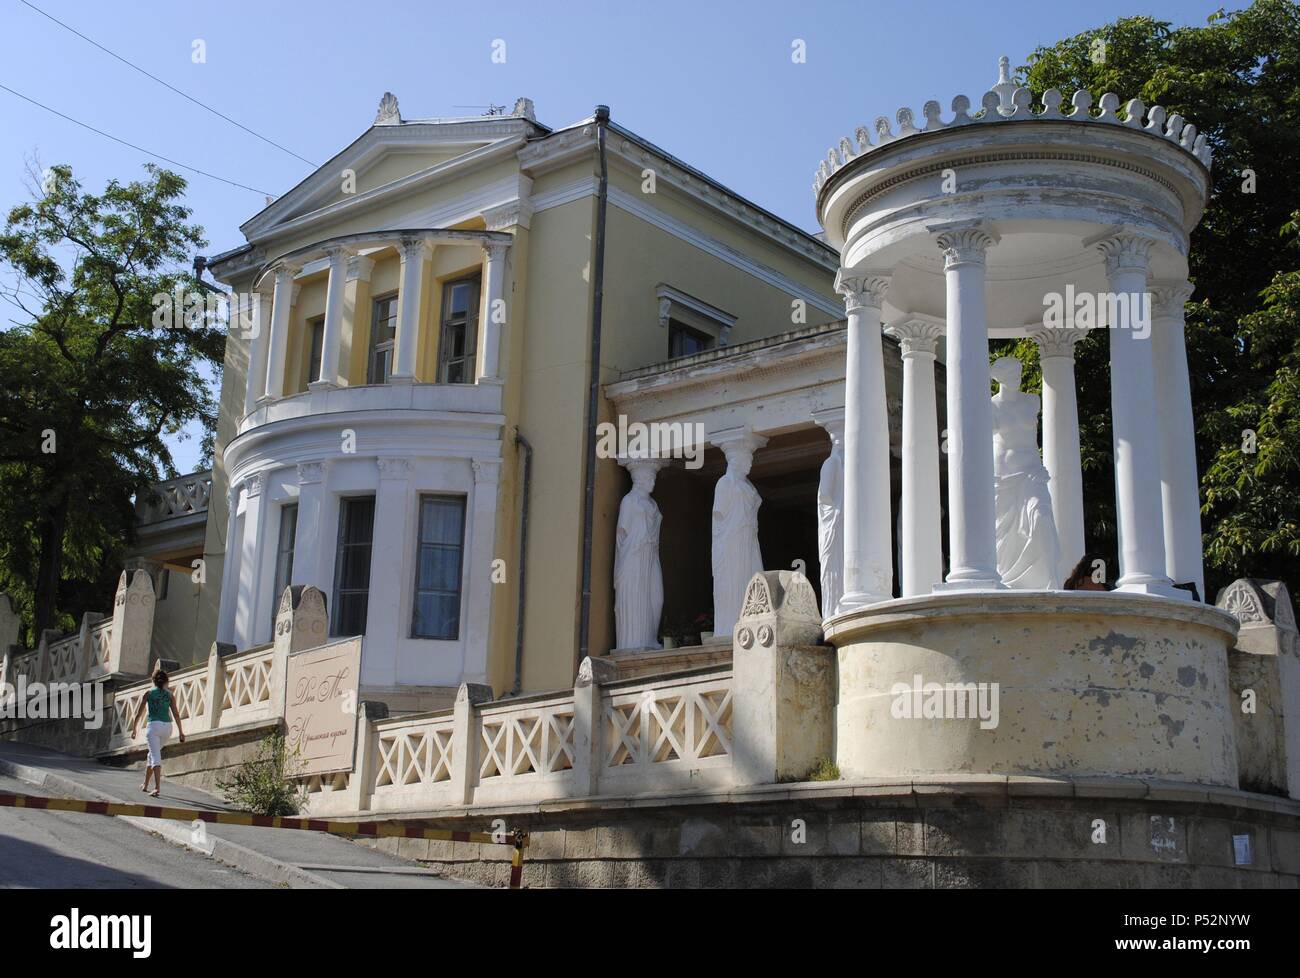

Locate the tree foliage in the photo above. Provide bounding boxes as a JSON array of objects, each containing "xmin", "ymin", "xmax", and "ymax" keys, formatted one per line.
[
  {"xmin": 1003, "ymin": 0, "xmax": 1300, "ymax": 599},
  {"xmin": 0, "ymin": 164, "xmax": 223, "ymax": 642}
]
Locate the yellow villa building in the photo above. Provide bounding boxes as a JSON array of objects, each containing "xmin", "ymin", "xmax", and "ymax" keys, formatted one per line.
[{"xmin": 131, "ymin": 94, "xmax": 868, "ymax": 706}]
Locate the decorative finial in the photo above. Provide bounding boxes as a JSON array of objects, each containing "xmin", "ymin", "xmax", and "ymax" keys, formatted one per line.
[
  {"xmin": 991, "ymin": 55, "xmax": 1019, "ymax": 117},
  {"xmin": 374, "ymin": 92, "xmax": 401, "ymax": 126},
  {"xmin": 512, "ymin": 97, "xmax": 536, "ymax": 122}
]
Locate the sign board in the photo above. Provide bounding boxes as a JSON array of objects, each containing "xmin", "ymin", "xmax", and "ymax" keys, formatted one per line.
[{"xmin": 284, "ymin": 637, "xmax": 362, "ymax": 777}]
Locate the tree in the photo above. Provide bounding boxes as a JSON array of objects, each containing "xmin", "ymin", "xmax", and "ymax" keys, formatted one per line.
[
  {"xmin": 1003, "ymin": 0, "xmax": 1300, "ymax": 599},
  {"xmin": 0, "ymin": 164, "xmax": 224, "ymax": 642}
]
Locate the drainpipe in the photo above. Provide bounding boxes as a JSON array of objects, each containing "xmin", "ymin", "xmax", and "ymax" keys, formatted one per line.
[
  {"xmin": 511, "ymin": 427, "xmax": 533, "ymax": 696},
  {"xmin": 576, "ymin": 105, "xmax": 610, "ymax": 674}
]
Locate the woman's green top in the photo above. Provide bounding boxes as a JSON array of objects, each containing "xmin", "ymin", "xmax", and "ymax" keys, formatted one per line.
[{"xmin": 146, "ymin": 687, "xmax": 172, "ymax": 723}]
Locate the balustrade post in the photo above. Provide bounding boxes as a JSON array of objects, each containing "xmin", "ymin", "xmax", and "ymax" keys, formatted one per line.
[
  {"xmin": 342, "ymin": 701, "xmax": 388, "ymax": 814},
  {"xmin": 450, "ymin": 682, "xmax": 492, "ymax": 805},
  {"xmin": 573, "ymin": 656, "xmax": 617, "ymax": 797},
  {"xmin": 107, "ymin": 570, "xmax": 156, "ymax": 677},
  {"xmin": 200, "ymin": 642, "xmax": 231, "ymax": 733}
]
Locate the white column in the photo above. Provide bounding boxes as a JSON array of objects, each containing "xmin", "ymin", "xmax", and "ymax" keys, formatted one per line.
[
  {"xmin": 479, "ymin": 242, "xmax": 509, "ymax": 382},
  {"xmin": 1098, "ymin": 233, "xmax": 1176, "ymax": 597},
  {"xmin": 292, "ymin": 462, "xmax": 331, "ymax": 595},
  {"xmin": 1150, "ymin": 280, "xmax": 1205, "ymax": 599},
  {"xmin": 311, "ymin": 245, "xmax": 349, "ymax": 389},
  {"xmin": 232, "ymin": 473, "xmax": 266, "ymax": 649},
  {"xmin": 884, "ymin": 318, "xmax": 944, "ymax": 596},
  {"xmin": 391, "ymin": 237, "xmax": 432, "ymax": 383},
  {"xmin": 462, "ymin": 458, "xmax": 502, "ymax": 685},
  {"xmin": 264, "ymin": 264, "xmax": 300, "ymax": 399},
  {"xmin": 365, "ymin": 458, "xmax": 410, "ymax": 687},
  {"xmin": 934, "ymin": 225, "xmax": 1001, "ymax": 589},
  {"xmin": 216, "ymin": 484, "xmax": 241, "ymax": 644},
  {"xmin": 242, "ymin": 290, "xmax": 272, "ymax": 414},
  {"xmin": 1032, "ymin": 327, "xmax": 1089, "ymax": 582},
  {"xmin": 836, "ymin": 271, "xmax": 895, "ymax": 608}
]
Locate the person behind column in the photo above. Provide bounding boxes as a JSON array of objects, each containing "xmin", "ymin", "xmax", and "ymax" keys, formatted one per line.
[
  {"xmin": 991, "ymin": 356, "xmax": 1061, "ymax": 589},
  {"xmin": 613, "ymin": 461, "xmax": 664, "ymax": 649}
]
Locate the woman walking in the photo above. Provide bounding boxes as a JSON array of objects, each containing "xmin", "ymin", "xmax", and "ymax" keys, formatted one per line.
[{"xmin": 131, "ymin": 670, "xmax": 186, "ymax": 798}]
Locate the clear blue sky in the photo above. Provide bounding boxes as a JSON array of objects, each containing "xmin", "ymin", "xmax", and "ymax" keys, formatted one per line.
[{"xmin": 0, "ymin": 0, "xmax": 1214, "ymax": 473}]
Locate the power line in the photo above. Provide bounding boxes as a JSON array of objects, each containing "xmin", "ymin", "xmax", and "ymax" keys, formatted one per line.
[
  {"xmin": 0, "ymin": 82, "xmax": 274, "ymax": 196},
  {"xmin": 19, "ymin": 0, "xmax": 318, "ymax": 167}
]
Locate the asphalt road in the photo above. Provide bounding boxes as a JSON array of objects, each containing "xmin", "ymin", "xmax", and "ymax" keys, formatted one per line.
[{"xmin": 0, "ymin": 772, "xmax": 273, "ymax": 889}]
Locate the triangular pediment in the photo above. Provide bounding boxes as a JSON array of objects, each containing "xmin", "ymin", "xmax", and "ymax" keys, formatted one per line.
[{"xmin": 240, "ymin": 112, "xmax": 543, "ymax": 244}]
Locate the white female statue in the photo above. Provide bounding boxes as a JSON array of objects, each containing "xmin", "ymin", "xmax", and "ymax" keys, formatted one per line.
[
  {"xmin": 711, "ymin": 435, "xmax": 765, "ymax": 635},
  {"xmin": 614, "ymin": 459, "xmax": 665, "ymax": 649},
  {"xmin": 816, "ymin": 427, "xmax": 845, "ymax": 618},
  {"xmin": 991, "ymin": 356, "xmax": 1062, "ymax": 589}
]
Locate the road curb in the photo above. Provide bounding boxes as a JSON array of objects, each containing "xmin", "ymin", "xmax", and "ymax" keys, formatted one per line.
[{"xmin": 0, "ymin": 757, "xmax": 342, "ymax": 889}]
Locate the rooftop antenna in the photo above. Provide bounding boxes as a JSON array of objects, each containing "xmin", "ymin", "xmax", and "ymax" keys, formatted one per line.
[{"xmin": 452, "ymin": 103, "xmax": 507, "ymax": 115}]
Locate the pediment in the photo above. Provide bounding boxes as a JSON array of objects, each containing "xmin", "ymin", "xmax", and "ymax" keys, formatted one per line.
[{"xmin": 240, "ymin": 116, "xmax": 539, "ymax": 244}]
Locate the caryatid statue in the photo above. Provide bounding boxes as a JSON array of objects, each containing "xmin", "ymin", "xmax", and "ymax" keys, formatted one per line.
[
  {"xmin": 613, "ymin": 458, "xmax": 666, "ymax": 649},
  {"xmin": 814, "ymin": 414, "xmax": 845, "ymax": 618},
  {"xmin": 711, "ymin": 430, "xmax": 767, "ymax": 636},
  {"xmin": 991, "ymin": 356, "xmax": 1062, "ymax": 589}
]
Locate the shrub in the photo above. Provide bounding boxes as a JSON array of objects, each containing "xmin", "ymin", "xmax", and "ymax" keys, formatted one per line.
[{"xmin": 216, "ymin": 730, "xmax": 308, "ymax": 816}]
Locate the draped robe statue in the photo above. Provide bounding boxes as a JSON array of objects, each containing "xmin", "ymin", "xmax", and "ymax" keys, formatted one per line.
[
  {"xmin": 712, "ymin": 447, "xmax": 764, "ymax": 635},
  {"xmin": 816, "ymin": 439, "xmax": 844, "ymax": 618},
  {"xmin": 614, "ymin": 461, "xmax": 664, "ymax": 649},
  {"xmin": 991, "ymin": 357, "xmax": 1062, "ymax": 589}
]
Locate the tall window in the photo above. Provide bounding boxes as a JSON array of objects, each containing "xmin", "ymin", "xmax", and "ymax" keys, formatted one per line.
[
  {"xmin": 411, "ymin": 495, "xmax": 466, "ymax": 640},
  {"xmin": 271, "ymin": 503, "xmax": 298, "ymax": 622},
  {"xmin": 668, "ymin": 319, "xmax": 714, "ymax": 358},
  {"xmin": 368, "ymin": 293, "xmax": 399, "ymax": 384},
  {"xmin": 307, "ymin": 317, "xmax": 325, "ymax": 386},
  {"xmin": 331, "ymin": 497, "xmax": 375, "ymax": 637},
  {"xmin": 438, "ymin": 275, "xmax": 481, "ymax": 383}
]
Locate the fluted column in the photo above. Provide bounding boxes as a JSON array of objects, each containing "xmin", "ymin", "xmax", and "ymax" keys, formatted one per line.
[
  {"xmin": 242, "ymin": 289, "xmax": 272, "ymax": 414},
  {"xmin": 365, "ymin": 458, "xmax": 411, "ymax": 687},
  {"xmin": 216, "ymin": 484, "xmax": 241, "ymax": 644},
  {"xmin": 264, "ymin": 263, "xmax": 301, "ymax": 399},
  {"xmin": 836, "ymin": 271, "xmax": 895, "ymax": 608},
  {"xmin": 884, "ymin": 317, "xmax": 944, "ymax": 596},
  {"xmin": 1150, "ymin": 280, "xmax": 1204, "ymax": 598},
  {"xmin": 312, "ymin": 245, "xmax": 350, "ymax": 389},
  {"xmin": 1098, "ymin": 233, "xmax": 1176, "ymax": 597},
  {"xmin": 1032, "ymin": 327, "xmax": 1089, "ymax": 582},
  {"xmin": 233, "ymin": 473, "xmax": 266, "ymax": 649},
  {"xmin": 480, "ymin": 242, "xmax": 509, "ymax": 382},
  {"xmin": 935, "ymin": 225, "xmax": 1001, "ymax": 589},
  {"xmin": 391, "ymin": 237, "xmax": 432, "ymax": 383},
  {"xmin": 292, "ymin": 461, "xmax": 330, "ymax": 596}
]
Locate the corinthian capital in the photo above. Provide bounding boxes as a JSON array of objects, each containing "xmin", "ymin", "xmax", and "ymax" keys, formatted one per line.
[
  {"xmin": 1030, "ymin": 327, "xmax": 1091, "ymax": 360},
  {"xmin": 1096, "ymin": 232, "xmax": 1154, "ymax": 276},
  {"xmin": 884, "ymin": 317, "xmax": 944, "ymax": 357},
  {"xmin": 834, "ymin": 269, "xmax": 890, "ymax": 313},
  {"xmin": 935, "ymin": 227, "xmax": 996, "ymax": 268},
  {"xmin": 1148, "ymin": 279, "xmax": 1194, "ymax": 318},
  {"xmin": 399, "ymin": 236, "xmax": 433, "ymax": 262}
]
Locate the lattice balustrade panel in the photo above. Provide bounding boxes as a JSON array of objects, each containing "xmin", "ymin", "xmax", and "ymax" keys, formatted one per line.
[
  {"xmin": 88, "ymin": 624, "xmax": 112, "ymax": 672},
  {"xmin": 46, "ymin": 639, "xmax": 81, "ymax": 682},
  {"xmin": 110, "ymin": 688, "xmax": 147, "ymax": 743},
  {"xmin": 222, "ymin": 654, "xmax": 272, "ymax": 711},
  {"xmin": 375, "ymin": 724, "xmax": 455, "ymax": 789},
  {"xmin": 170, "ymin": 674, "xmax": 208, "ymax": 721},
  {"xmin": 479, "ymin": 704, "xmax": 575, "ymax": 781},
  {"xmin": 604, "ymin": 678, "xmax": 733, "ymax": 769}
]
